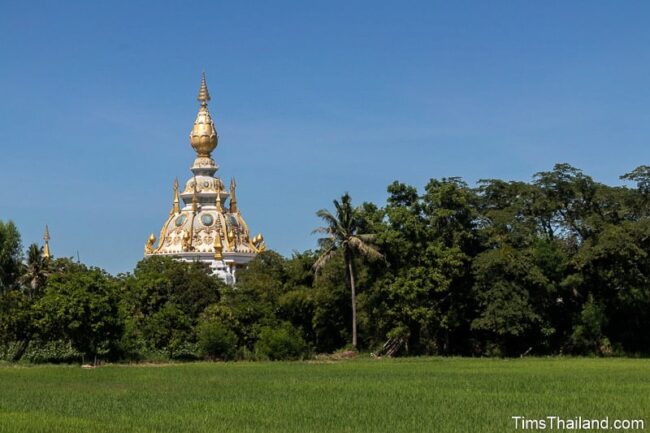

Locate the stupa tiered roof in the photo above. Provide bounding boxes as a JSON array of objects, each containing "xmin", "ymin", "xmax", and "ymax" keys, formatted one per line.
[{"xmin": 144, "ymin": 74, "xmax": 265, "ymax": 283}]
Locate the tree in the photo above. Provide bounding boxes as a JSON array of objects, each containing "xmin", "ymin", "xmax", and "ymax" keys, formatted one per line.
[
  {"xmin": 34, "ymin": 259, "xmax": 123, "ymax": 360},
  {"xmin": 313, "ymin": 193, "xmax": 383, "ymax": 348},
  {"xmin": 620, "ymin": 165, "xmax": 650, "ymax": 219},
  {"xmin": 254, "ymin": 323, "xmax": 307, "ymax": 360},
  {"xmin": 143, "ymin": 301, "xmax": 192, "ymax": 358},
  {"xmin": 361, "ymin": 179, "xmax": 480, "ymax": 355},
  {"xmin": 197, "ymin": 318, "xmax": 238, "ymax": 360},
  {"xmin": 236, "ymin": 250, "xmax": 287, "ymax": 304},
  {"xmin": 471, "ymin": 247, "xmax": 554, "ymax": 356},
  {"xmin": 0, "ymin": 220, "xmax": 22, "ymax": 293},
  {"xmin": 120, "ymin": 256, "xmax": 224, "ymax": 358},
  {"xmin": 21, "ymin": 244, "xmax": 48, "ymax": 299}
]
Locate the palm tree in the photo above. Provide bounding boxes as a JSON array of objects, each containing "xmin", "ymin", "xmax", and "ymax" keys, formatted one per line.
[
  {"xmin": 313, "ymin": 193, "xmax": 382, "ymax": 348},
  {"xmin": 22, "ymin": 243, "xmax": 48, "ymax": 299},
  {"xmin": 12, "ymin": 243, "xmax": 49, "ymax": 362}
]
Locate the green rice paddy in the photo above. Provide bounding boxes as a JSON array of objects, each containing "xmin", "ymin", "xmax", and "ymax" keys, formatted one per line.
[{"xmin": 0, "ymin": 357, "xmax": 647, "ymax": 432}]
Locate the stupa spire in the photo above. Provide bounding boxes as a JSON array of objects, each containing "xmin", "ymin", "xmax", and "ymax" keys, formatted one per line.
[
  {"xmin": 190, "ymin": 73, "xmax": 218, "ymax": 157},
  {"xmin": 42, "ymin": 225, "xmax": 51, "ymax": 260},
  {"xmin": 215, "ymin": 184, "xmax": 224, "ymax": 212},
  {"xmin": 229, "ymin": 178, "xmax": 238, "ymax": 213},
  {"xmin": 171, "ymin": 178, "xmax": 180, "ymax": 215},
  {"xmin": 198, "ymin": 72, "xmax": 211, "ymax": 106}
]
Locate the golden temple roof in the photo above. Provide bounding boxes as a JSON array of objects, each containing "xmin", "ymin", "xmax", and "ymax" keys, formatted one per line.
[{"xmin": 145, "ymin": 74, "xmax": 265, "ymax": 263}]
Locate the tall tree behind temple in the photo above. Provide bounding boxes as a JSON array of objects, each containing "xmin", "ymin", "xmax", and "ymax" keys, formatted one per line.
[
  {"xmin": 364, "ymin": 179, "xmax": 479, "ymax": 354},
  {"xmin": 0, "ymin": 221, "xmax": 22, "ymax": 293}
]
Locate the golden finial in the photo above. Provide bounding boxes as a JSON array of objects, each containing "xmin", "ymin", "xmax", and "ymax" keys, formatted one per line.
[
  {"xmin": 215, "ymin": 184, "xmax": 224, "ymax": 212},
  {"xmin": 145, "ymin": 233, "xmax": 156, "ymax": 254},
  {"xmin": 42, "ymin": 225, "xmax": 51, "ymax": 260},
  {"xmin": 214, "ymin": 233, "xmax": 223, "ymax": 260},
  {"xmin": 229, "ymin": 178, "xmax": 238, "ymax": 213},
  {"xmin": 172, "ymin": 178, "xmax": 180, "ymax": 214},
  {"xmin": 192, "ymin": 178, "xmax": 199, "ymax": 212},
  {"xmin": 190, "ymin": 73, "xmax": 218, "ymax": 157},
  {"xmin": 197, "ymin": 72, "xmax": 211, "ymax": 106}
]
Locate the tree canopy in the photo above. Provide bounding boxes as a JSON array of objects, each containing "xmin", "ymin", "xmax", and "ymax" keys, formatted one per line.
[{"xmin": 3, "ymin": 163, "xmax": 650, "ymax": 361}]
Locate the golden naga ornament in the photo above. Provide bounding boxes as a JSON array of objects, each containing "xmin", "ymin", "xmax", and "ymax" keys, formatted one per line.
[{"xmin": 145, "ymin": 233, "xmax": 156, "ymax": 254}]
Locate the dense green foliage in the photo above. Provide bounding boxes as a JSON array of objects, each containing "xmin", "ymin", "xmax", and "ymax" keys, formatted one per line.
[
  {"xmin": 197, "ymin": 320, "xmax": 238, "ymax": 360},
  {"xmin": 3, "ymin": 163, "xmax": 650, "ymax": 361},
  {"xmin": 0, "ymin": 358, "xmax": 648, "ymax": 433},
  {"xmin": 0, "ymin": 220, "xmax": 21, "ymax": 292},
  {"xmin": 254, "ymin": 323, "xmax": 307, "ymax": 360}
]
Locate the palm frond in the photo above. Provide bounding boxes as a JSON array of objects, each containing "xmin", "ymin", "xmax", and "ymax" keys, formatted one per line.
[
  {"xmin": 317, "ymin": 237, "xmax": 335, "ymax": 249},
  {"xmin": 313, "ymin": 246, "xmax": 338, "ymax": 273},
  {"xmin": 357, "ymin": 233, "xmax": 376, "ymax": 242},
  {"xmin": 316, "ymin": 209, "xmax": 338, "ymax": 226},
  {"xmin": 311, "ymin": 226, "xmax": 331, "ymax": 235},
  {"xmin": 348, "ymin": 236, "xmax": 384, "ymax": 261}
]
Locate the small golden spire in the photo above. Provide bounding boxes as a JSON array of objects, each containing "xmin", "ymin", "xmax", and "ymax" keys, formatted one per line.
[
  {"xmin": 215, "ymin": 184, "xmax": 224, "ymax": 212},
  {"xmin": 42, "ymin": 225, "xmax": 51, "ymax": 260},
  {"xmin": 197, "ymin": 72, "xmax": 211, "ymax": 106},
  {"xmin": 229, "ymin": 178, "xmax": 238, "ymax": 213},
  {"xmin": 172, "ymin": 178, "xmax": 180, "ymax": 214},
  {"xmin": 214, "ymin": 233, "xmax": 223, "ymax": 260}
]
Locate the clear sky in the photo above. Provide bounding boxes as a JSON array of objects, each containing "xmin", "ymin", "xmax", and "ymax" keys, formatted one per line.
[{"xmin": 2, "ymin": 1, "xmax": 650, "ymax": 274}]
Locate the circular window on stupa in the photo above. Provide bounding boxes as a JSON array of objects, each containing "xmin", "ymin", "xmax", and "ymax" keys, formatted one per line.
[
  {"xmin": 201, "ymin": 213, "xmax": 214, "ymax": 226},
  {"xmin": 175, "ymin": 214, "xmax": 187, "ymax": 227}
]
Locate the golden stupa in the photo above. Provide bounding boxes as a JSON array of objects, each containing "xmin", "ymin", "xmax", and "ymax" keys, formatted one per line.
[{"xmin": 145, "ymin": 74, "xmax": 265, "ymax": 283}]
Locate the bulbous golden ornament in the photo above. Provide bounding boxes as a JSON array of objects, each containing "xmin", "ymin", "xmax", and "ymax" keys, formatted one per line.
[
  {"xmin": 190, "ymin": 107, "xmax": 218, "ymax": 157},
  {"xmin": 189, "ymin": 73, "xmax": 218, "ymax": 157}
]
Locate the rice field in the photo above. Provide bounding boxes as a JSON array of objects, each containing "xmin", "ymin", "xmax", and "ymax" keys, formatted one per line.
[{"xmin": 0, "ymin": 357, "xmax": 648, "ymax": 433}]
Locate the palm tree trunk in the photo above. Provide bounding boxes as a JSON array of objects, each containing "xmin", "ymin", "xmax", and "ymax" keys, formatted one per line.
[{"xmin": 346, "ymin": 249, "xmax": 357, "ymax": 348}]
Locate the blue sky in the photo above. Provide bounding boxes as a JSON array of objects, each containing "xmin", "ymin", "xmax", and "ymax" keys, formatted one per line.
[{"xmin": 2, "ymin": 1, "xmax": 650, "ymax": 274}]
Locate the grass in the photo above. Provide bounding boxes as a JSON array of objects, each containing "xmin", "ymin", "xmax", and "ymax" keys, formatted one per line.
[{"xmin": 0, "ymin": 357, "xmax": 648, "ymax": 433}]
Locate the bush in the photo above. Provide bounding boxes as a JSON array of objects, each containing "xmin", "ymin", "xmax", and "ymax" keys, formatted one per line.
[
  {"xmin": 20, "ymin": 340, "xmax": 82, "ymax": 364},
  {"xmin": 570, "ymin": 296, "xmax": 608, "ymax": 355},
  {"xmin": 197, "ymin": 320, "xmax": 238, "ymax": 360},
  {"xmin": 254, "ymin": 323, "xmax": 307, "ymax": 361}
]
